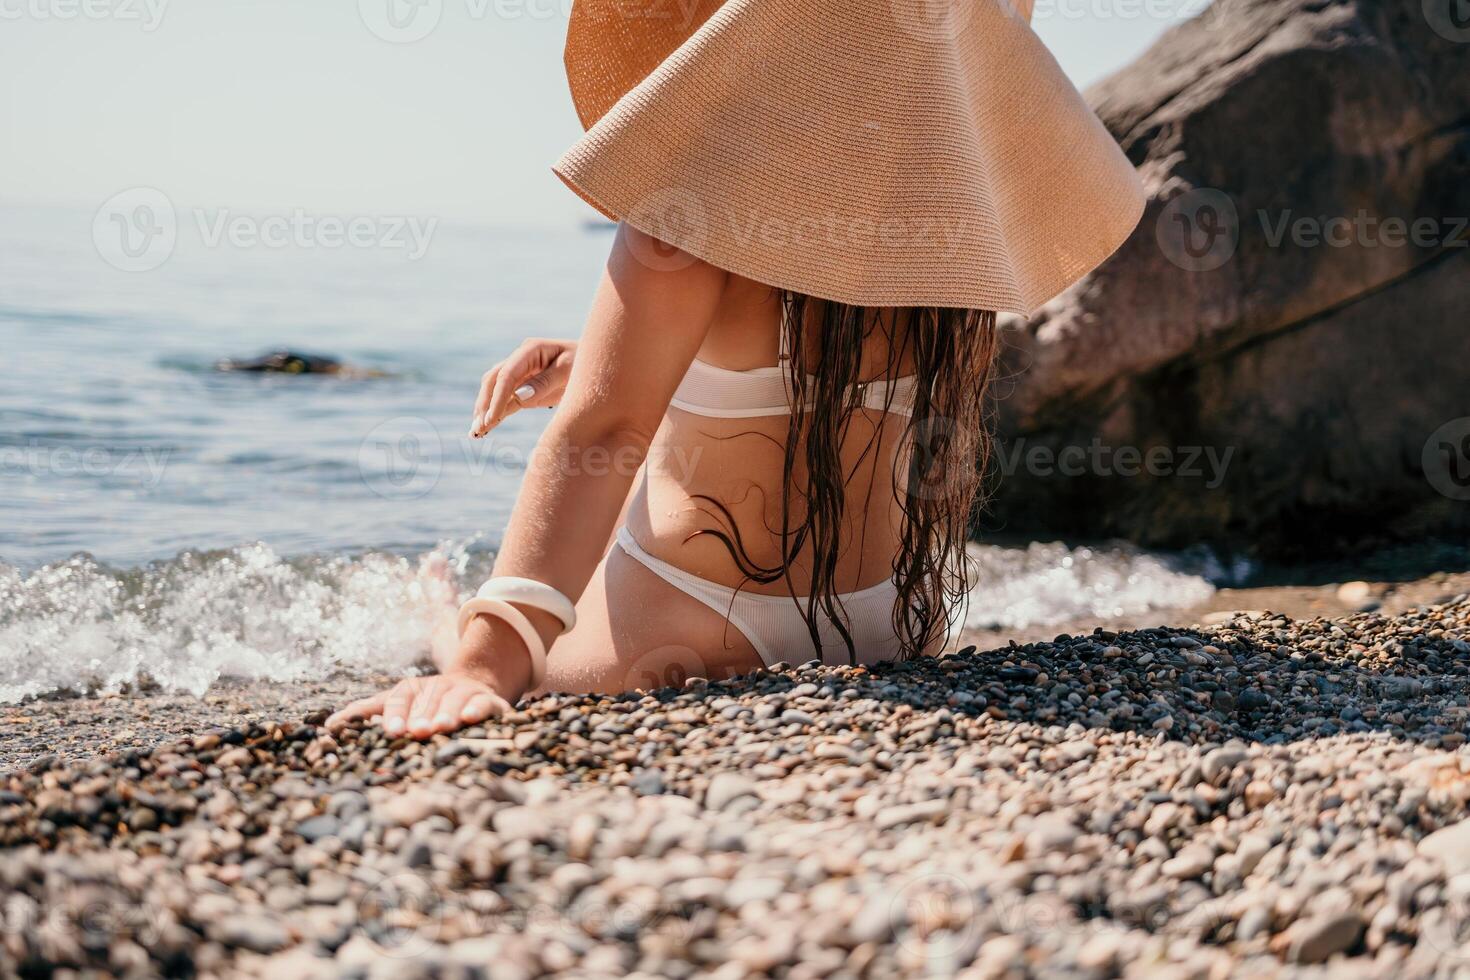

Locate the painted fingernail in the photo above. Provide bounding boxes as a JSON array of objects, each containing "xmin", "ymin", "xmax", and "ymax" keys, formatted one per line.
[
  {"xmin": 514, "ymin": 384, "xmax": 535, "ymax": 402},
  {"xmin": 432, "ymin": 713, "xmax": 453, "ymax": 729},
  {"xmin": 383, "ymin": 718, "xmax": 405, "ymax": 736},
  {"xmin": 482, "ymin": 410, "xmax": 495, "ymax": 428}
]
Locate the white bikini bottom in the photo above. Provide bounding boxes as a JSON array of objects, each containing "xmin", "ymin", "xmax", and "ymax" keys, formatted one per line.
[{"xmin": 613, "ymin": 525, "xmax": 907, "ymax": 667}]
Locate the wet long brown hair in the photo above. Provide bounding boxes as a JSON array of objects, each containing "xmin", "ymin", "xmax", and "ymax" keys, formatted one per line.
[{"xmin": 691, "ymin": 292, "xmax": 1000, "ymax": 661}]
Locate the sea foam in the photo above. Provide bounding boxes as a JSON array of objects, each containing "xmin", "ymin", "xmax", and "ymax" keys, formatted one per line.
[
  {"xmin": 961, "ymin": 540, "xmax": 1225, "ymax": 632},
  {"xmin": 1, "ymin": 539, "xmax": 1225, "ymax": 703},
  {"xmin": 0, "ymin": 542, "xmax": 490, "ymax": 704}
]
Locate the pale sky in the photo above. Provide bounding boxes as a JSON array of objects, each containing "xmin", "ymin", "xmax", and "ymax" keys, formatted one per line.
[{"xmin": 0, "ymin": 0, "xmax": 1200, "ymax": 225}]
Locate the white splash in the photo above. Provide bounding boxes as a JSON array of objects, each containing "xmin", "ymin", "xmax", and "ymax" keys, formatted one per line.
[
  {"xmin": 0, "ymin": 538, "xmax": 1233, "ymax": 703},
  {"xmin": 0, "ymin": 542, "xmax": 488, "ymax": 704},
  {"xmin": 961, "ymin": 540, "xmax": 1225, "ymax": 631}
]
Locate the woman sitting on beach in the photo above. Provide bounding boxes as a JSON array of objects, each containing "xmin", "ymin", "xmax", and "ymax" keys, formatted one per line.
[{"xmin": 329, "ymin": 0, "xmax": 1144, "ymax": 739}]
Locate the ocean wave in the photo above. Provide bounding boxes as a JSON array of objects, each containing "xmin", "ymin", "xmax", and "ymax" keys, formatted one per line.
[
  {"xmin": 0, "ymin": 542, "xmax": 493, "ymax": 704},
  {"xmin": 0, "ymin": 539, "xmax": 1226, "ymax": 703},
  {"xmin": 961, "ymin": 540, "xmax": 1226, "ymax": 631}
]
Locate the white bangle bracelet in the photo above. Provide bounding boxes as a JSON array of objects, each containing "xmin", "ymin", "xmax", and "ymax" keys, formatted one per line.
[
  {"xmin": 456, "ymin": 597, "xmax": 547, "ymax": 689},
  {"xmin": 474, "ymin": 577, "xmax": 577, "ymax": 635}
]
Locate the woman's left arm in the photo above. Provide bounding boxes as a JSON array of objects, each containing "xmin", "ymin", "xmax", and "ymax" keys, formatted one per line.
[{"xmin": 328, "ymin": 227, "xmax": 724, "ymax": 738}]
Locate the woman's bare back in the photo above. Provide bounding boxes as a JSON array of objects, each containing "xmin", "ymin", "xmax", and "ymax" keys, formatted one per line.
[{"xmin": 625, "ymin": 273, "xmax": 914, "ymax": 598}]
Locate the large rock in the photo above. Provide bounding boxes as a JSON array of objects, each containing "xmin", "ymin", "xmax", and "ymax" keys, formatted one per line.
[{"xmin": 988, "ymin": 0, "xmax": 1470, "ymax": 557}]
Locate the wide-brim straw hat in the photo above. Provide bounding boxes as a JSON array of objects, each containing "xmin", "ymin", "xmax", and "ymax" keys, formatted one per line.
[{"xmin": 554, "ymin": 0, "xmax": 1145, "ymax": 315}]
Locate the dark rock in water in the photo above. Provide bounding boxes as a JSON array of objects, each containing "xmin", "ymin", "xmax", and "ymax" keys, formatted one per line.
[
  {"xmin": 988, "ymin": 0, "xmax": 1470, "ymax": 558},
  {"xmin": 214, "ymin": 349, "xmax": 383, "ymax": 377}
]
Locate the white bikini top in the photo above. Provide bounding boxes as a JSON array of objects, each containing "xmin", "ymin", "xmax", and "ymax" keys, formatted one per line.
[
  {"xmin": 668, "ymin": 318, "xmax": 919, "ymax": 419},
  {"xmin": 669, "ymin": 359, "xmax": 917, "ymax": 418}
]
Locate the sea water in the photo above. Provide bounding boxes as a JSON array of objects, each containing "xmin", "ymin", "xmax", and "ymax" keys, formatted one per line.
[{"xmin": 0, "ymin": 204, "xmax": 1221, "ymax": 702}]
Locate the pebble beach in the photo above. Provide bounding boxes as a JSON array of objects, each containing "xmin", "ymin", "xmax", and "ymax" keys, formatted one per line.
[{"xmin": 5, "ymin": 597, "xmax": 1470, "ymax": 977}]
